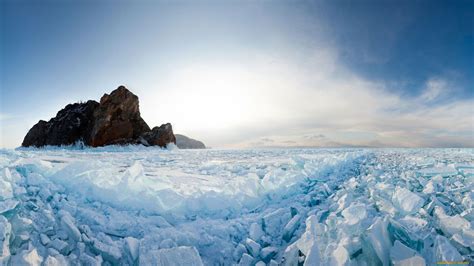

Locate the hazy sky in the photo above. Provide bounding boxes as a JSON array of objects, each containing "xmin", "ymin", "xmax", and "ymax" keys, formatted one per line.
[{"xmin": 1, "ymin": 0, "xmax": 473, "ymax": 148}]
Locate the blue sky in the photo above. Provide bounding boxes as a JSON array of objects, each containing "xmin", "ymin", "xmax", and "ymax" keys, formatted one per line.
[{"xmin": 1, "ymin": 0, "xmax": 473, "ymax": 148}]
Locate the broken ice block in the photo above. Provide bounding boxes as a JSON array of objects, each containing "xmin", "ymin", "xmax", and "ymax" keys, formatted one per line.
[
  {"xmin": 434, "ymin": 235, "xmax": 464, "ymax": 262},
  {"xmin": 283, "ymin": 214, "xmax": 301, "ymax": 242},
  {"xmin": 0, "ymin": 199, "xmax": 19, "ymax": 215},
  {"xmin": 261, "ymin": 246, "xmax": 278, "ymax": 262},
  {"xmin": 49, "ymin": 238, "xmax": 68, "ymax": 255},
  {"xmin": 262, "ymin": 208, "xmax": 291, "ymax": 237},
  {"xmin": 44, "ymin": 255, "xmax": 69, "ymax": 266},
  {"xmin": 303, "ymin": 242, "xmax": 321, "ymax": 266},
  {"xmin": 249, "ymin": 222, "xmax": 264, "ymax": 241},
  {"xmin": 0, "ymin": 179, "xmax": 13, "ymax": 200},
  {"xmin": 244, "ymin": 238, "xmax": 261, "ymax": 258},
  {"xmin": 296, "ymin": 215, "xmax": 327, "ymax": 256},
  {"xmin": 434, "ymin": 206, "xmax": 471, "ymax": 237},
  {"xmin": 391, "ymin": 187, "xmax": 424, "ymax": 215},
  {"xmin": 342, "ymin": 203, "xmax": 367, "ymax": 226},
  {"xmin": 238, "ymin": 253, "xmax": 253, "ymax": 266},
  {"xmin": 417, "ymin": 167, "xmax": 457, "ymax": 177},
  {"xmin": 390, "ymin": 240, "xmax": 425, "ymax": 266},
  {"xmin": 139, "ymin": 246, "xmax": 204, "ymax": 266},
  {"xmin": 59, "ymin": 211, "xmax": 81, "ymax": 242},
  {"xmin": 233, "ymin": 243, "xmax": 247, "ymax": 262},
  {"xmin": 160, "ymin": 239, "xmax": 177, "ymax": 249},
  {"xmin": 40, "ymin": 233, "xmax": 50, "ymax": 246},
  {"xmin": 422, "ymin": 180, "xmax": 439, "ymax": 194},
  {"xmin": 363, "ymin": 217, "xmax": 391, "ymax": 266},
  {"xmin": 450, "ymin": 231, "xmax": 474, "ymax": 255},
  {"xmin": 269, "ymin": 259, "xmax": 279, "ymax": 266},
  {"xmin": 91, "ymin": 239, "xmax": 122, "ymax": 264},
  {"xmin": 387, "ymin": 219, "xmax": 424, "ymax": 252},
  {"xmin": 329, "ymin": 243, "xmax": 350, "ymax": 266},
  {"xmin": 0, "ymin": 216, "xmax": 11, "ymax": 264},
  {"xmin": 10, "ymin": 248, "xmax": 43, "ymax": 266},
  {"xmin": 124, "ymin": 236, "xmax": 139, "ymax": 262},
  {"xmin": 282, "ymin": 242, "xmax": 299, "ymax": 266},
  {"xmin": 398, "ymin": 216, "xmax": 428, "ymax": 233}
]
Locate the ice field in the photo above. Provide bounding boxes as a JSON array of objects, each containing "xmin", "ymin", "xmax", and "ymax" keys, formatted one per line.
[{"xmin": 0, "ymin": 147, "xmax": 473, "ymax": 265}]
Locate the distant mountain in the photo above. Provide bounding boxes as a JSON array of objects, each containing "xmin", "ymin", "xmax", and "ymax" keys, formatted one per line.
[{"xmin": 175, "ymin": 134, "xmax": 206, "ymax": 149}]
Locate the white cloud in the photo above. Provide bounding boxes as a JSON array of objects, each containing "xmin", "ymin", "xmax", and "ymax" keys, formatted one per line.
[
  {"xmin": 138, "ymin": 48, "xmax": 473, "ymax": 148},
  {"xmin": 419, "ymin": 78, "xmax": 447, "ymax": 102}
]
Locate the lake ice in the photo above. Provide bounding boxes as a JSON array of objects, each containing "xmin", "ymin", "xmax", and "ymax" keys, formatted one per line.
[{"xmin": 0, "ymin": 147, "xmax": 472, "ymax": 265}]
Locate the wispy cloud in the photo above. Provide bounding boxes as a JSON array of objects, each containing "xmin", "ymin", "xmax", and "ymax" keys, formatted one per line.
[
  {"xmin": 162, "ymin": 48, "xmax": 473, "ymax": 148},
  {"xmin": 419, "ymin": 78, "xmax": 448, "ymax": 102}
]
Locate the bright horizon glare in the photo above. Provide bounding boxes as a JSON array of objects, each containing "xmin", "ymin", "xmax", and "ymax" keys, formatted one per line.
[{"xmin": 1, "ymin": 0, "xmax": 473, "ymax": 148}]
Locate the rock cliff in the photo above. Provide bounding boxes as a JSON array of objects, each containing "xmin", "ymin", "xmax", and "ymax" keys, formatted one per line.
[{"xmin": 22, "ymin": 86, "xmax": 175, "ymax": 148}]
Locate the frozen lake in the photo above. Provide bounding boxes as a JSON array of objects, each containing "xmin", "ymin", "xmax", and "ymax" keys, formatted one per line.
[{"xmin": 0, "ymin": 147, "xmax": 472, "ymax": 265}]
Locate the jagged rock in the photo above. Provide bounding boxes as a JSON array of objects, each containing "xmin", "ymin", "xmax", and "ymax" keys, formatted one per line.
[
  {"xmin": 141, "ymin": 123, "xmax": 176, "ymax": 147},
  {"xmin": 90, "ymin": 86, "xmax": 150, "ymax": 146},
  {"xmin": 22, "ymin": 101, "xmax": 99, "ymax": 147},
  {"xmin": 175, "ymin": 134, "xmax": 206, "ymax": 149},
  {"xmin": 22, "ymin": 86, "xmax": 175, "ymax": 148}
]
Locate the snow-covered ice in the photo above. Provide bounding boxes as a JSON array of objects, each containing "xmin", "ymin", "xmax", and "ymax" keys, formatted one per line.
[{"xmin": 0, "ymin": 147, "xmax": 473, "ymax": 265}]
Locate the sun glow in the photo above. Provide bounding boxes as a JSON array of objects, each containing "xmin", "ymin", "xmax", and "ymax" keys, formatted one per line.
[{"xmin": 141, "ymin": 63, "xmax": 278, "ymax": 134}]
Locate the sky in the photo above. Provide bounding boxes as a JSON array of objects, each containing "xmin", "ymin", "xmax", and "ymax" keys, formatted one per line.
[{"xmin": 1, "ymin": 0, "xmax": 473, "ymax": 148}]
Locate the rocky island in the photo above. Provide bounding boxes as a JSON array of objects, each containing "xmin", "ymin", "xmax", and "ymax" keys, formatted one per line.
[{"xmin": 22, "ymin": 86, "xmax": 203, "ymax": 149}]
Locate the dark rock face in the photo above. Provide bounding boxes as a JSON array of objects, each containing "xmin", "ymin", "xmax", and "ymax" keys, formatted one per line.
[
  {"xmin": 90, "ymin": 86, "xmax": 150, "ymax": 146},
  {"xmin": 21, "ymin": 120, "xmax": 49, "ymax": 147},
  {"xmin": 175, "ymin": 134, "xmax": 206, "ymax": 149},
  {"xmin": 22, "ymin": 86, "xmax": 175, "ymax": 148},
  {"xmin": 22, "ymin": 101, "xmax": 99, "ymax": 147},
  {"xmin": 141, "ymin": 123, "xmax": 176, "ymax": 147}
]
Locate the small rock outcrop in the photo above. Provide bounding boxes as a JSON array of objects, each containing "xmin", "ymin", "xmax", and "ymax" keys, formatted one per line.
[
  {"xmin": 175, "ymin": 134, "xmax": 206, "ymax": 149},
  {"xmin": 22, "ymin": 86, "xmax": 176, "ymax": 148},
  {"xmin": 141, "ymin": 123, "xmax": 176, "ymax": 147}
]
